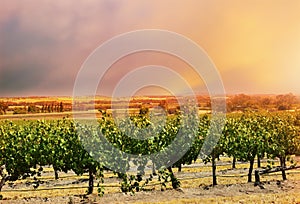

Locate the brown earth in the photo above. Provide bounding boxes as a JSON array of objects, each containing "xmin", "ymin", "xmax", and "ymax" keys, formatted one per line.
[
  {"xmin": 1, "ymin": 158, "xmax": 300, "ymax": 204},
  {"xmin": 1, "ymin": 180, "xmax": 299, "ymax": 204}
]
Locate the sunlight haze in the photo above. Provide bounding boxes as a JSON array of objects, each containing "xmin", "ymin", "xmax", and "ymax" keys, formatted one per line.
[{"xmin": 1, "ymin": 0, "xmax": 300, "ymax": 96}]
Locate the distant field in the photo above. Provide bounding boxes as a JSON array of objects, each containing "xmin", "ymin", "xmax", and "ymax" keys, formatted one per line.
[
  {"xmin": 0, "ymin": 110, "xmax": 106, "ymax": 120},
  {"xmin": 0, "ymin": 109, "xmax": 211, "ymax": 121}
]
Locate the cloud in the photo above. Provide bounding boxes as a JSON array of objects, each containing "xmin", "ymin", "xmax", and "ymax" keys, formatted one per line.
[
  {"xmin": 0, "ymin": 64, "xmax": 46, "ymax": 94},
  {"xmin": 1, "ymin": 0, "xmax": 300, "ymax": 96},
  {"xmin": 0, "ymin": 15, "xmax": 57, "ymax": 96}
]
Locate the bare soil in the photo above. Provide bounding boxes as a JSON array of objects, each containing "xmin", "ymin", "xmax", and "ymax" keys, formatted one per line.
[
  {"xmin": 1, "ymin": 180, "xmax": 299, "ymax": 204},
  {"xmin": 1, "ymin": 159, "xmax": 300, "ymax": 204}
]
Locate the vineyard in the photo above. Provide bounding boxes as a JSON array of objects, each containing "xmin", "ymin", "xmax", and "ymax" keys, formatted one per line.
[{"xmin": 0, "ymin": 110, "xmax": 300, "ymax": 203}]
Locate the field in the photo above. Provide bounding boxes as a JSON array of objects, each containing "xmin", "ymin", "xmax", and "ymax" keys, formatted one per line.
[{"xmin": 1, "ymin": 96, "xmax": 300, "ymax": 203}]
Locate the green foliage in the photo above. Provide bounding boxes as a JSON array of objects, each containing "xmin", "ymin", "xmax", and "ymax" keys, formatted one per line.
[
  {"xmin": 27, "ymin": 104, "xmax": 40, "ymax": 113},
  {"xmin": 0, "ymin": 111, "xmax": 299, "ymax": 196},
  {"xmin": 13, "ymin": 107, "xmax": 27, "ymax": 114},
  {"xmin": 0, "ymin": 119, "xmax": 102, "ymax": 194}
]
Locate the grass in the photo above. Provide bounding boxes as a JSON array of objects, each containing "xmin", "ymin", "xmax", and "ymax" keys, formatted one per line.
[{"xmin": 134, "ymin": 192, "xmax": 300, "ymax": 204}]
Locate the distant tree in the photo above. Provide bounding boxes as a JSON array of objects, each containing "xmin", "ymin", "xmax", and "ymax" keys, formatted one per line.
[
  {"xmin": 139, "ymin": 106, "xmax": 149, "ymax": 115},
  {"xmin": 27, "ymin": 104, "xmax": 39, "ymax": 113},
  {"xmin": 0, "ymin": 101, "xmax": 8, "ymax": 115},
  {"xmin": 59, "ymin": 102, "xmax": 64, "ymax": 112},
  {"xmin": 227, "ymin": 94, "xmax": 256, "ymax": 112},
  {"xmin": 41, "ymin": 105, "xmax": 45, "ymax": 113},
  {"xmin": 260, "ymin": 97, "xmax": 272, "ymax": 109},
  {"xmin": 275, "ymin": 93, "xmax": 297, "ymax": 110},
  {"xmin": 13, "ymin": 107, "xmax": 27, "ymax": 114}
]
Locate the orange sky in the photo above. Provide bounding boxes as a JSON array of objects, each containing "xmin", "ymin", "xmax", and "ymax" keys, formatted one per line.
[{"xmin": 0, "ymin": 0, "xmax": 300, "ymax": 96}]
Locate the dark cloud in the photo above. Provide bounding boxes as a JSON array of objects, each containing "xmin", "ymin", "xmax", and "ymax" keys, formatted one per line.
[
  {"xmin": 1, "ymin": 1, "xmax": 300, "ymax": 96},
  {"xmin": 0, "ymin": 62, "xmax": 49, "ymax": 95},
  {"xmin": 0, "ymin": 1, "xmax": 127, "ymax": 97},
  {"xmin": 0, "ymin": 16, "xmax": 55, "ymax": 58},
  {"xmin": 0, "ymin": 13, "xmax": 72, "ymax": 96},
  {"xmin": 0, "ymin": 15, "xmax": 60, "ymax": 96}
]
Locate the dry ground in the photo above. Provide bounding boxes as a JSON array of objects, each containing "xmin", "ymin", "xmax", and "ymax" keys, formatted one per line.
[
  {"xmin": 1, "ymin": 158, "xmax": 300, "ymax": 204},
  {"xmin": 1, "ymin": 179, "xmax": 299, "ymax": 204}
]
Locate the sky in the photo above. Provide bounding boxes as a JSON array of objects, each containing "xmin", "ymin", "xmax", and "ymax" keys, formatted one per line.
[{"xmin": 1, "ymin": 0, "xmax": 300, "ymax": 97}]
